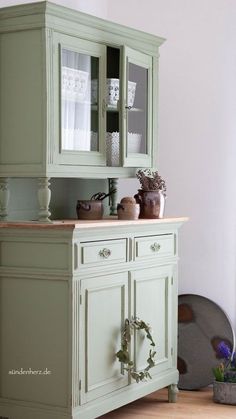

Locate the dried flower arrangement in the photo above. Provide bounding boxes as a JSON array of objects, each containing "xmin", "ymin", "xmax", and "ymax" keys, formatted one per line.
[
  {"xmin": 213, "ymin": 341, "xmax": 236, "ymax": 382},
  {"xmin": 116, "ymin": 318, "xmax": 156, "ymax": 383},
  {"xmin": 136, "ymin": 169, "xmax": 167, "ymax": 196}
]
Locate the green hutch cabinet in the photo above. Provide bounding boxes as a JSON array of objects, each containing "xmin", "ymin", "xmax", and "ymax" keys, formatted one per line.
[
  {"xmin": 0, "ymin": 1, "xmax": 164, "ymax": 221},
  {"xmin": 0, "ymin": 3, "xmax": 188, "ymax": 419}
]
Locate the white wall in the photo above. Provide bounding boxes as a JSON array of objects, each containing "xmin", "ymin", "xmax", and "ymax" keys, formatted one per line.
[
  {"xmin": 107, "ymin": 0, "xmax": 236, "ymax": 328},
  {"xmin": 1, "ymin": 0, "xmax": 236, "ymax": 328}
]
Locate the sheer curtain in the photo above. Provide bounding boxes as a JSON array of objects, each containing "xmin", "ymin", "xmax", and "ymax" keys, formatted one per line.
[{"xmin": 61, "ymin": 49, "xmax": 92, "ymax": 151}]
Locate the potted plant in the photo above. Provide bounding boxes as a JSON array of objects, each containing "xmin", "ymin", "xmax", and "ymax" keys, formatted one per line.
[
  {"xmin": 213, "ymin": 341, "xmax": 236, "ymax": 405},
  {"xmin": 134, "ymin": 169, "xmax": 167, "ymax": 219}
]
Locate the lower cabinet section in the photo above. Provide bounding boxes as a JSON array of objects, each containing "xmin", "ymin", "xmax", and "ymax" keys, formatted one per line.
[
  {"xmin": 0, "ymin": 219, "xmax": 185, "ymax": 419},
  {"xmin": 78, "ymin": 264, "xmax": 177, "ymax": 411}
]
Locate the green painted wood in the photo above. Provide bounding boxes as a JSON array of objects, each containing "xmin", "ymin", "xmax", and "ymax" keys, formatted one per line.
[
  {"xmin": 135, "ymin": 233, "xmax": 175, "ymax": 260},
  {"xmin": 80, "ymin": 238, "xmax": 127, "ymax": 266},
  {"xmin": 0, "ymin": 219, "xmax": 186, "ymax": 418},
  {"xmin": 122, "ymin": 47, "xmax": 153, "ymax": 168},
  {"xmin": 0, "ymin": 277, "xmax": 69, "ymax": 407},
  {"xmin": 0, "ymin": 0, "xmax": 164, "ymax": 185},
  {"xmin": 0, "ymin": 2, "xmax": 165, "ymax": 53},
  {"xmin": 80, "ymin": 272, "xmax": 129, "ymax": 403},
  {"xmin": 52, "ymin": 33, "xmax": 106, "ymax": 167},
  {"xmin": 0, "ymin": 0, "xmax": 165, "ymax": 222},
  {"xmin": 132, "ymin": 265, "xmax": 174, "ymax": 376},
  {"xmin": 0, "ymin": 178, "xmax": 10, "ymax": 220},
  {"xmin": 152, "ymin": 55, "xmax": 159, "ymax": 168},
  {"xmin": 0, "ymin": 29, "xmax": 45, "ymax": 175},
  {"xmin": 0, "ymin": 238, "xmax": 69, "ymax": 271}
]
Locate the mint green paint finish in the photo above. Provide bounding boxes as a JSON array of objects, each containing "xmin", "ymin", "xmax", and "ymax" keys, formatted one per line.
[
  {"xmin": 0, "ymin": 1, "xmax": 164, "ymax": 182},
  {"xmin": 0, "ymin": 277, "xmax": 69, "ymax": 407},
  {"xmin": 52, "ymin": 33, "xmax": 107, "ymax": 167},
  {"xmin": 0, "ymin": 1, "xmax": 165, "ymax": 220},
  {"xmin": 132, "ymin": 265, "xmax": 174, "ymax": 375},
  {"xmin": 122, "ymin": 47, "xmax": 153, "ymax": 168},
  {"xmin": 135, "ymin": 233, "xmax": 175, "ymax": 260},
  {"xmin": 80, "ymin": 238, "xmax": 127, "ymax": 266},
  {"xmin": 0, "ymin": 178, "xmax": 10, "ymax": 220},
  {"xmin": 0, "ymin": 29, "xmax": 45, "ymax": 174},
  {"xmin": 0, "ymin": 218, "xmax": 186, "ymax": 418},
  {"xmin": 80, "ymin": 272, "xmax": 129, "ymax": 404}
]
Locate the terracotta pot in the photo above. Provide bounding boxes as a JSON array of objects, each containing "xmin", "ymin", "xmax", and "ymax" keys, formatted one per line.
[
  {"xmin": 213, "ymin": 381, "xmax": 236, "ymax": 405},
  {"xmin": 76, "ymin": 200, "xmax": 103, "ymax": 220},
  {"xmin": 134, "ymin": 189, "xmax": 165, "ymax": 219},
  {"xmin": 117, "ymin": 203, "xmax": 140, "ymax": 220}
]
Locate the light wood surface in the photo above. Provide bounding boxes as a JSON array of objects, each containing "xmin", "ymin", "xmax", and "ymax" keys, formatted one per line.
[
  {"xmin": 0, "ymin": 216, "xmax": 188, "ymax": 230},
  {"xmin": 100, "ymin": 387, "xmax": 236, "ymax": 418}
]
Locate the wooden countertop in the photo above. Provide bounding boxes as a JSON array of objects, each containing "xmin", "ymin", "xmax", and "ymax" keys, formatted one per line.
[{"xmin": 0, "ymin": 217, "xmax": 188, "ymax": 230}]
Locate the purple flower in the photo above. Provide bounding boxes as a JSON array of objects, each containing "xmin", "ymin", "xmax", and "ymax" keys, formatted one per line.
[{"xmin": 217, "ymin": 342, "xmax": 232, "ymax": 360}]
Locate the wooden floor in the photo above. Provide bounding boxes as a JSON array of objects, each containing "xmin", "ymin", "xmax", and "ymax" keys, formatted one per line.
[{"xmin": 100, "ymin": 387, "xmax": 236, "ymax": 418}]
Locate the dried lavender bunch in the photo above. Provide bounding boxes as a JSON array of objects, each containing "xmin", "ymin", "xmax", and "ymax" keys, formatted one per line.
[{"xmin": 136, "ymin": 169, "xmax": 167, "ymax": 196}]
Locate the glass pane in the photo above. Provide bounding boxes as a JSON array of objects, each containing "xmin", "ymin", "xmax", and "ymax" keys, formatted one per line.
[
  {"xmin": 61, "ymin": 48, "xmax": 99, "ymax": 152},
  {"xmin": 127, "ymin": 62, "xmax": 148, "ymax": 155},
  {"xmin": 106, "ymin": 47, "xmax": 120, "ymax": 167}
]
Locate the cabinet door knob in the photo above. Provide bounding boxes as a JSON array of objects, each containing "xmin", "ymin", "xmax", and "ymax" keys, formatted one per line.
[
  {"xmin": 99, "ymin": 248, "xmax": 111, "ymax": 258},
  {"xmin": 150, "ymin": 242, "xmax": 161, "ymax": 252}
]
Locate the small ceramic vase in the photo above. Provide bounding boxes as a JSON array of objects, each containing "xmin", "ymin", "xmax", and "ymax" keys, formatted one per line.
[
  {"xmin": 117, "ymin": 197, "xmax": 140, "ymax": 220},
  {"xmin": 134, "ymin": 189, "xmax": 165, "ymax": 219},
  {"xmin": 76, "ymin": 200, "xmax": 103, "ymax": 220}
]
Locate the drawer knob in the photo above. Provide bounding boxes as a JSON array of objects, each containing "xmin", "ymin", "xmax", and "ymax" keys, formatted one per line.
[
  {"xmin": 150, "ymin": 242, "xmax": 161, "ymax": 252},
  {"xmin": 99, "ymin": 248, "xmax": 111, "ymax": 258}
]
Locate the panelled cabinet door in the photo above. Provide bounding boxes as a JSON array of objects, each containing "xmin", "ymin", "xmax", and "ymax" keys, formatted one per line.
[
  {"xmin": 132, "ymin": 265, "xmax": 175, "ymax": 377},
  {"xmin": 80, "ymin": 272, "xmax": 129, "ymax": 404},
  {"xmin": 122, "ymin": 47, "xmax": 153, "ymax": 168},
  {"xmin": 53, "ymin": 33, "xmax": 106, "ymax": 166}
]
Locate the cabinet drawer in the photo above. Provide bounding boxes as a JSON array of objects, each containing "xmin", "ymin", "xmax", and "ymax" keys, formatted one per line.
[
  {"xmin": 135, "ymin": 234, "xmax": 175, "ymax": 260},
  {"xmin": 80, "ymin": 239, "xmax": 127, "ymax": 266}
]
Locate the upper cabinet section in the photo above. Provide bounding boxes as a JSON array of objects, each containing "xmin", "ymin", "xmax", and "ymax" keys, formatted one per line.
[{"xmin": 0, "ymin": 1, "xmax": 165, "ymax": 179}]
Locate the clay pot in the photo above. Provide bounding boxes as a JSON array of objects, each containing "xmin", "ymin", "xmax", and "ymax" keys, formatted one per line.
[
  {"xmin": 134, "ymin": 189, "xmax": 165, "ymax": 219},
  {"xmin": 117, "ymin": 196, "xmax": 140, "ymax": 220},
  {"xmin": 76, "ymin": 200, "xmax": 103, "ymax": 220},
  {"xmin": 117, "ymin": 203, "xmax": 140, "ymax": 220}
]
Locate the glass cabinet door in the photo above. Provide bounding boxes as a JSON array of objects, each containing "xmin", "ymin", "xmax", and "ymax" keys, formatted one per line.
[
  {"xmin": 122, "ymin": 47, "xmax": 153, "ymax": 167},
  {"xmin": 53, "ymin": 34, "xmax": 106, "ymax": 166}
]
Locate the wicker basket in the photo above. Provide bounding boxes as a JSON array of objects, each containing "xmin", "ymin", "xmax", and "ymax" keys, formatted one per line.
[
  {"xmin": 106, "ymin": 132, "xmax": 120, "ymax": 166},
  {"xmin": 106, "ymin": 132, "xmax": 142, "ymax": 166}
]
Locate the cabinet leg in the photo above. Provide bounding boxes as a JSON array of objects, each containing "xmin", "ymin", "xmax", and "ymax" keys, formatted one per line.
[
  {"xmin": 109, "ymin": 178, "xmax": 118, "ymax": 215},
  {"xmin": 168, "ymin": 384, "xmax": 178, "ymax": 403},
  {"xmin": 0, "ymin": 177, "xmax": 10, "ymax": 221},
  {"xmin": 37, "ymin": 177, "xmax": 52, "ymax": 222}
]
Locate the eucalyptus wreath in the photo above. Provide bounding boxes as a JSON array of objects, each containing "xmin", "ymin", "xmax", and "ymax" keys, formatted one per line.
[{"xmin": 116, "ymin": 318, "xmax": 156, "ymax": 383}]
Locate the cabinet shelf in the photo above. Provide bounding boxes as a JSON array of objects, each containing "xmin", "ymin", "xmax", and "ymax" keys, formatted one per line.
[{"xmin": 91, "ymin": 104, "xmax": 143, "ymax": 112}]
